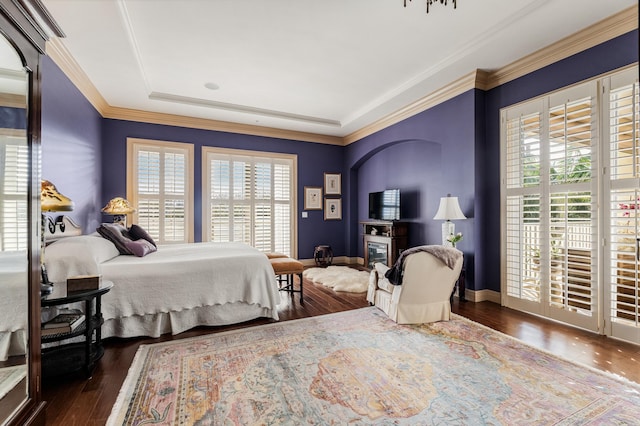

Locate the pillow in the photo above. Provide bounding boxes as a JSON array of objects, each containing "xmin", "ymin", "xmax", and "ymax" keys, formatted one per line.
[
  {"xmin": 97, "ymin": 223, "xmax": 133, "ymax": 255},
  {"xmin": 128, "ymin": 224, "xmax": 157, "ymax": 247},
  {"xmin": 123, "ymin": 239, "xmax": 157, "ymax": 257},
  {"xmin": 45, "ymin": 235, "xmax": 119, "ymax": 282}
]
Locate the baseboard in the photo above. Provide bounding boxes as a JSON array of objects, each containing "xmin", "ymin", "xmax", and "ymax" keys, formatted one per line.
[
  {"xmin": 464, "ymin": 289, "xmax": 501, "ymax": 304},
  {"xmin": 299, "ymin": 256, "xmax": 362, "ymax": 267}
]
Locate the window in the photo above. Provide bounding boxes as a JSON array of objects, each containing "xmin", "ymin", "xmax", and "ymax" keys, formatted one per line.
[
  {"xmin": 203, "ymin": 147, "xmax": 297, "ymax": 257},
  {"xmin": 0, "ymin": 130, "xmax": 28, "ymax": 251},
  {"xmin": 127, "ymin": 138, "xmax": 194, "ymax": 244}
]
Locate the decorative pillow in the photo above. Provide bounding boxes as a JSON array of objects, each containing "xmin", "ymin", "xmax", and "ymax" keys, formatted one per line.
[
  {"xmin": 97, "ymin": 223, "xmax": 133, "ymax": 255},
  {"xmin": 128, "ymin": 224, "xmax": 157, "ymax": 247},
  {"xmin": 45, "ymin": 235, "xmax": 119, "ymax": 282},
  {"xmin": 124, "ymin": 239, "xmax": 157, "ymax": 257}
]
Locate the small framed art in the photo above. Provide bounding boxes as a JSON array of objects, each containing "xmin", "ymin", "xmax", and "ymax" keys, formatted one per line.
[
  {"xmin": 324, "ymin": 173, "xmax": 341, "ymax": 195},
  {"xmin": 324, "ymin": 198, "xmax": 342, "ymax": 220},
  {"xmin": 304, "ymin": 186, "xmax": 322, "ymax": 210}
]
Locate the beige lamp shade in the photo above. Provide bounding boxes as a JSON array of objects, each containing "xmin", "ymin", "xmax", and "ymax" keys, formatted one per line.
[
  {"xmin": 41, "ymin": 180, "xmax": 74, "ymax": 212},
  {"xmin": 102, "ymin": 197, "xmax": 136, "ymax": 215},
  {"xmin": 433, "ymin": 194, "xmax": 466, "ymax": 246}
]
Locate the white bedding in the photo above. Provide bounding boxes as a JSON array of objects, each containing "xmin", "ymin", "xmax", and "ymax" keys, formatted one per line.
[
  {"xmin": 0, "ymin": 252, "xmax": 27, "ymax": 361},
  {"xmin": 46, "ymin": 237, "xmax": 280, "ymax": 339}
]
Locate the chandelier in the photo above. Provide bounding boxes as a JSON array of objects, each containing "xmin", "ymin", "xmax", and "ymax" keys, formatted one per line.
[{"xmin": 404, "ymin": 0, "xmax": 457, "ymax": 13}]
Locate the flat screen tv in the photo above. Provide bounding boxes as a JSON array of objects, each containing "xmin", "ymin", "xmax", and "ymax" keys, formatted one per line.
[{"xmin": 369, "ymin": 189, "xmax": 400, "ymax": 221}]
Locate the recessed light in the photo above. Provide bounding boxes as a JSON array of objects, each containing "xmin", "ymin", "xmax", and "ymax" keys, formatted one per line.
[{"xmin": 204, "ymin": 82, "xmax": 219, "ymax": 90}]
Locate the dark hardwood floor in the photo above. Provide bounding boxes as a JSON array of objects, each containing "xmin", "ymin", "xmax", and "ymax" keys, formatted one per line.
[{"xmin": 42, "ymin": 275, "xmax": 640, "ymax": 425}]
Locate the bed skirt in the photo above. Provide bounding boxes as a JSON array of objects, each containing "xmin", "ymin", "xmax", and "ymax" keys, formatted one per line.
[{"xmin": 102, "ymin": 302, "xmax": 278, "ymax": 339}]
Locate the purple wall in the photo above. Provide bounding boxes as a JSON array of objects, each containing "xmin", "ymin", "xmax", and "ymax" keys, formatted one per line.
[
  {"xmin": 39, "ymin": 29, "xmax": 638, "ymax": 294},
  {"xmin": 101, "ymin": 119, "xmax": 345, "ymax": 258},
  {"xmin": 41, "ymin": 56, "xmax": 103, "ymax": 233},
  {"xmin": 346, "ymin": 90, "xmax": 477, "ymax": 289}
]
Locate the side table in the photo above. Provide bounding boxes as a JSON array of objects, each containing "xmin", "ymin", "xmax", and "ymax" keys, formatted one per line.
[
  {"xmin": 450, "ymin": 267, "xmax": 466, "ymax": 304},
  {"xmin": 41, "ymin": 281, "xmax": 113, "ymax": 378}
]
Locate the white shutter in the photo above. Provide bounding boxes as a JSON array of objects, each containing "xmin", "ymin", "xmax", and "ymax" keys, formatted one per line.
[
  {"xmin": 1, "ymin": 137, "xmax": 28, "ymax": 251},
  {"xmin": 127, "ymin": 138, "xmax": 193, "ymax": 244},
  {"xmin": 204, "ymin": 147, "xmax": 296, "ymax": 256},
  {"xmin": 607, "ymin": 72, "xmax": 639, "ymax": 331}
]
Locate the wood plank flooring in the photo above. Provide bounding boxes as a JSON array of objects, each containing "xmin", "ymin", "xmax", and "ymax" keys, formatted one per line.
[{"xmin": 42, "ymin": 275, "xmax": 640, "ymax": 425}]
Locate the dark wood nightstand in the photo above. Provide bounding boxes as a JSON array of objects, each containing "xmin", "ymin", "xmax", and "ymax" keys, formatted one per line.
[{"xmin": 40, "ymin": 281, "xmax": 113, "ymax": 378}]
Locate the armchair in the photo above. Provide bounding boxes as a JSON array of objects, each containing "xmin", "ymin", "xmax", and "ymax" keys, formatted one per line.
[{"xmin": 367, "ymin": 250, "xmax": 463, "ymax": 324}]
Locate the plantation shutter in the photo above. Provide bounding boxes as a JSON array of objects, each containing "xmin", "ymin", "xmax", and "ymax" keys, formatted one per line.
[
  {"xmin": 0, "ymin": 136, "xmax": 28, "ymax": 251},
  {"xmin": 502, "ymin": 81, "xmax": 598, "ymax": 330},
  {"xmin": 607, "ymin": 69, "xmax": 640, "ymax": 336},
  {"xmin": 204, "ymin": 147, "xmax": 295, "ymax": 257},
  {"xmin": 504, "ymin": 104, "xmax": 543, "ymax": 305},
  {"xmin": 128, "ymin": 139, "xmax": 193, "ymax": 244},
  {"xmin": 546, "ymin": 92, "xmax": 597, "ymax": 315}
]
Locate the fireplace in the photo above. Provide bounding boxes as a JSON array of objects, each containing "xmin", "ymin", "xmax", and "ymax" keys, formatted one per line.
[{"xmin": 367, "ymin": 241, "xmax": 388, "ymax": 269}]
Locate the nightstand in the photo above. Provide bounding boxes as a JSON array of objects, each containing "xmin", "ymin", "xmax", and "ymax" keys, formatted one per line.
[{"xmin": 40, "ymin": 280, "xmax": 113, "ymax": 378}]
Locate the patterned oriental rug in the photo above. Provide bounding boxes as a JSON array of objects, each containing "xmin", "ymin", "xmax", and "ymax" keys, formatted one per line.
[{"xmin": 108, "ymin": 307, "xmax": 640, "ymax": 425}]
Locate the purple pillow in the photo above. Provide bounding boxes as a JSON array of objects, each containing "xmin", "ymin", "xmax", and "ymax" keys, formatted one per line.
[
  {"xmin": 128, "ymin": 224, "xmax": 157, "ymax": 247},
  {"xmin": 97, "ymin": 223, "xmax": 133, "ymax": 255},
  {"xmin": 124, "ymin": 239, "xmax": 157, "ymax": 257}
]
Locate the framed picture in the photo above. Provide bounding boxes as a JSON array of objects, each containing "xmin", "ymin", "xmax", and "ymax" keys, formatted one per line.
[
  {"xmin": 324, "ymin": 173, "xmax": 341, "ymax": 195},
  {"xmin": 304, "ymin": 186, "xmax": 322, "ymax": 210},
  {"xmin": 324, "ymin": 198, "xmax": 342, "ymax": 220}
]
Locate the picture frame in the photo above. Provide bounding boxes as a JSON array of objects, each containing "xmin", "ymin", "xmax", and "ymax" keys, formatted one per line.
[
  {"xmin": 304, "ymin": 186, "xmax": 322, "ymax": 210},
  {"xmin": 324, "ymin": 173, "xmax": 342, "ymax": 195},
  {"xmin": 324, "ymin": 198, "xmax": 342, "ymax": 220}
]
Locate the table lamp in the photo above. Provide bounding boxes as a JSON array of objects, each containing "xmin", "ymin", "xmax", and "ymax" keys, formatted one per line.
[
  {"xmin": 101, "ymin": 197, "xmax": 136, "ymax": 226},
  {"xmin": 41, "ymin": 180, "xmax": 74, "ymax": 294},
  {"xmin": 433, "ymin": 194, "xmax": 466, "ymax": 247}
]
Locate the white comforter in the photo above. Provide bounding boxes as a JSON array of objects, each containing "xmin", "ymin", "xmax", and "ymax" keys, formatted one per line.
[{"xmin": 99, "ymin": 242, "xmax": 280, "ymax": 321}]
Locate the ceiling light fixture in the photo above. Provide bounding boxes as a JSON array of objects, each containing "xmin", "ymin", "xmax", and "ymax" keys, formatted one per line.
[{"xmin": 404, "ymin": 0, "xmax": 457, "ymax": 13}]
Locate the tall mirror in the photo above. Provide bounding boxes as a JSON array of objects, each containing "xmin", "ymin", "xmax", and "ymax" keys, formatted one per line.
[{"xmin": 0, "ymin": 29, "xmax": 29, "ymax": 422}]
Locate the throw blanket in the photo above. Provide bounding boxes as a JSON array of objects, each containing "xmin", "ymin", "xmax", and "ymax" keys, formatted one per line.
[{"xmin": 384, "ymin": 245, "xmax": 462, "ymax": 285}]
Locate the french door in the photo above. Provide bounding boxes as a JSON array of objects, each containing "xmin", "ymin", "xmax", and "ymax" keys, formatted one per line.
[
  {"xmin": 502, "ymin": 81, "xmax": 599, "ymax": 332},
  {"xmin": 603, "ymin": 67, "xmax": 640, "ymax": 344},
  {"xmin": 502, "ymin": 66, "xmax": 640, "ymax": 343}
]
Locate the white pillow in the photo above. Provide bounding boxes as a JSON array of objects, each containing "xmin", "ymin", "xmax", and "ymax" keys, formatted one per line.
[{"xmin": 45, "ymin": 235, "xmax": 119, "ymax": 283}]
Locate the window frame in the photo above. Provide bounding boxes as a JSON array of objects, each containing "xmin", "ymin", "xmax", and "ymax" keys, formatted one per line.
[
  {"xmin": 202, "ymin": 146, "xmax": 298, "ymax": 258},
  {"xmin": 126, "ymin": 137, "xmax": 195, "ymax": 244}
]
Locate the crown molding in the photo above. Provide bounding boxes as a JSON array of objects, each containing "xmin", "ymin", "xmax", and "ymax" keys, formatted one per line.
[
  {"xmin": 45, "ymin": 37, "xmax": 110, "ymax": 114},
  {"xmin": 44, "ymin": 5, "xmax": 637, "ymax": 147},
  {"xmin": 0, "ymin": 93, "xmax": 26, "ymax": 108},
  {"xmin": 343, "ymin": 70, "xmax": 483, "ymax": 145},
  {"xmin": 102, "ymin": 105, "xmax": 344, "ymax": 145},
  {"xmin": 485, "ymin": 5, "xmax": 638, "ymax": 90}
]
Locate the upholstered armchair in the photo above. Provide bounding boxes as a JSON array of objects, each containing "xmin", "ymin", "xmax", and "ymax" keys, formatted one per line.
[{"xmin": 367, "ymin": 248, "xmax": 463, "ymax": 324}]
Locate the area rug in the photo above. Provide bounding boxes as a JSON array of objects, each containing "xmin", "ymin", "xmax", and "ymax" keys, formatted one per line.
[
  {"xmin": 303, "ymin": 265, "xmax": 370, "ymax": 292},
  {"xmin": 107, "ymin": 307, "xmax": 640, "ymax": 425}
]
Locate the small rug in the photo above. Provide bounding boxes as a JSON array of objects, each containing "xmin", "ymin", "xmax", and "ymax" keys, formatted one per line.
[
  {"xmin": 107, "ymin": 307, "xmax": 640, "ymax": 425},
  {"xmin": 303, "ymin": 265, "xmax": 370, "ymax": 292}
]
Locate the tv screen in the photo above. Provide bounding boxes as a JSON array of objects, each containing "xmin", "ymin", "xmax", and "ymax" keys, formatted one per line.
[{"xmin": 369, "ymin": 189, "xmax": 400, "ymax": 221}]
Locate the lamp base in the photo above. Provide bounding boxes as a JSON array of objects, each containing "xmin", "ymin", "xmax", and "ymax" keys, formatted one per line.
[
  {"xmin": 441, "ymin": 221, "xmax": 455, "ymax": 247},
  {"xmin": 40, "ymin": 282, "xmax": 53, "ymax": 295}
]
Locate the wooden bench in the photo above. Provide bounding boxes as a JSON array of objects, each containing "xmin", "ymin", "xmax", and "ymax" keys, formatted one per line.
[{"xmin": 269, "ymin": 257, "xmax": 304, "ymax": 303}]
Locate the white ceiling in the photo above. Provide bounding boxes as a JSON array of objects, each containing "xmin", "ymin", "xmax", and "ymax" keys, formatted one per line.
[{"xmin": 41, "ymin": 0, "xmax": 636, "ymax": 137}]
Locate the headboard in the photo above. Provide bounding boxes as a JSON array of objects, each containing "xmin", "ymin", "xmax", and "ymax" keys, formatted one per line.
[{"xmin": 44, "ymin": 215, "xmax": 82, "ymax": 242}]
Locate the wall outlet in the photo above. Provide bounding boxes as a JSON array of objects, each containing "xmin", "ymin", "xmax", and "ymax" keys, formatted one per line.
[{"xmin": 302, "ymin": 211, "xmax": 308, "ymax": 218}]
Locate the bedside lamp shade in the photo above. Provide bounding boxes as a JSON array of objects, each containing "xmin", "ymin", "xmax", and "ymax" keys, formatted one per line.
[
  {"xmin": 433, "ymin": 194, "xmax": 466, "ymax": 246},
  {"xmin": 40, "ymin": 180, "xmax": 74, "ymax": 294},
  {"xmin": 102, "ymin": 197, "xmax": 135, "ymax": 226},
  {"xmin": 41, "ymin": 180, "xmax": 74, "ymax": 212}
]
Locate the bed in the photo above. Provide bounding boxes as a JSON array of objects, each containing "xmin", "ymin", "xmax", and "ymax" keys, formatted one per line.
[
  {"xmin": 0, "ymin": 251, "xmax": 27, "ymax": 361},
  {"xmin": 45, "ymin": 233, "xmax": 280, "ymax": 339}
]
